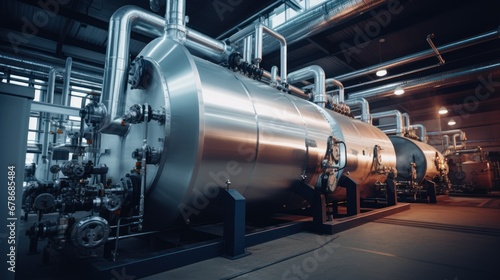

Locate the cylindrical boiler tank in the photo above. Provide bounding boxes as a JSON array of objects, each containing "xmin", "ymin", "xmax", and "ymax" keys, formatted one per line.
[
  {"xmin": 99, "ymin": 37, "xmax": 396, "ymax": 229},
  {"xmin": 446, "ymin": 148, "xmax": 493, "ymax": 192},
  {"xmin": 389, "ymin": 136, "xmax": 448, "ymax": 184}
]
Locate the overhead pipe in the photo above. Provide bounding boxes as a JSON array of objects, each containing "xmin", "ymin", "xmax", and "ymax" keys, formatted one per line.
[
  {"xmin": 287, "ymin": 65, "xmax": 325, "ymax": 106},
  {"xmin": 372, "ymin": 110, "xmax": 404, "ymax": 136},
  {"xmin": 261, "ymin": 69, "xmax": 311, "ymax": 99},
  {"xmin": 337, "ymin": 28, "xmax": 500, "ymax": 81},
  {"xmin": 185, "ymin": 28, "xmax": 232, "ymax": 63},
  {"xmin": 426, "ymin": 34, "xmax": 445, "ymax": 65},
  {"xmin": 348, "ymin": 61, "xmax": 500, "ymax": 100},
  {"xmin": 345, "ymin": 98, "xmax": 371, "ymax": 123},
  {"xmin": 261, "ymin": 0, "xmax": 387, "ymax": 56},
  {"xmin": 427, "ymin": 130, "xmax": 467, "ymax": 141},
  {"xmin": 0, "ymin": 54, "xmax": 103, "ymax": 83}
]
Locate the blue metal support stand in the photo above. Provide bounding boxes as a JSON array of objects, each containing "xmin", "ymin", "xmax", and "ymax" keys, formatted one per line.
[{"xmin": 221, "ymin": 189, "xmax": 250, "ymax": 259}]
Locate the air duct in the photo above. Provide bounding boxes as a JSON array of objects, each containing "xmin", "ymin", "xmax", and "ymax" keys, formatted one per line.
[{"xmin": 261, "ymin": 0, "xmax": 386, "ymax": 55}]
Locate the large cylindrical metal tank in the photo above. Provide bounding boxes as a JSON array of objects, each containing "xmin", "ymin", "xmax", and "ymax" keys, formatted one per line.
[
  {"xmin": 389, "ymin": 136, "xmax": 447, "ymax": 184},
  {"xmin": 99, "ymin": 37, "xmax": 396, "ymax": 229},
  {"xmin": 446, "ymin": 148, "xmax": 493, "ymax": 192}
]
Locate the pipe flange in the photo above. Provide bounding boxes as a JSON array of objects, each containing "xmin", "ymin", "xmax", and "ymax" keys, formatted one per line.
[{"xmin": 71, "ymin": 216, "xmax": 110, "ymax": 249}]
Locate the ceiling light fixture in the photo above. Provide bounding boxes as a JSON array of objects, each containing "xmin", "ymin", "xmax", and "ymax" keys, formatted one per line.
[
  {"xmin": 394, "ymin": 86, "xmax": 405, "ymax": 95},
  {"xmin": 448, "ymin": 119, "xmax": 456, "ymax": 126},
  {"xmin": 376, "ymin": 38, "xmax": 387, "ymax": 77},
  {"xmin": 438, "ymin": 107, "xmax": 448, "ymax": 115},
  {"xmin": 376, "ymin": 69, "xmax": 387, "ymax": 77}
]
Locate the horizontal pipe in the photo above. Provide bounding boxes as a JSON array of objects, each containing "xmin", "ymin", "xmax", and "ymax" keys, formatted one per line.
[
  {"xmin": 372, "ymin": 110, "xmax": 404, "ymax": 136},
  {"xmin": 31, "ymin": 101, "xmax": 81, "ymax": 116},
  {"xmin": 185, "ymin": 28, "xmax": 232, "ymax": 63},
  {"xmin": 337, "ymin": 28, "xmax": 500, "ymax": 81},
  {"xmin": 345, "ymin": 98, "xmax": 370, "ymax": 123},
  {"xmin": 348, "ymin": 61, "xmax": 500, "ymax": 100}
]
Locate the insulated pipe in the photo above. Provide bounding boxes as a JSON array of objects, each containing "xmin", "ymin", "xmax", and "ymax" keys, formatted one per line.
[
  {"xmin": 402, "ymin": 112, "xmax": 410, "ymax": 129},
  {"xmin": 261, "ymin": 0, "xmax": 386, "ymax": 56},
  {"xmin": 185, "ymin": 28, "xmax": 232, "ymax": 63},
  {"xmin": 452, "ymin": 133, "xmax": 466, "ymax": 150},
  {"xmin": 348, "ymin": 62, "xmax": 500, "ymax": 100},
  {"xmin": 427, "ymin": 130, "xmax": 467, "ymax": 141},
  {"xmin": 409, "ymin": 124, "xmax": 427, "ymax": 142},
  {"xmin": 165, "ymin": 0, "xmax": 186, "ymax": 41},
  {"xmin": 100, "ymin": 6, "xmax": 165, "ymax": 135},
  {"xmin": 372, "ymin": 110, "xmax": 404, "ymax": 136},
  {"xmin": 443, "ymin": 135, "xmax": 450, "ymax": 151},
  {"xmin": 325, "ymin": 78, "xmax": 345, "ymax": 104},
  {"xmin": 40, "ymin": 68, "xmax": 60, "ymax": 180},
  {"xmin": 345, "ymin": 98, "xmax": 370, "ymax": 123},
  {"xmin": 61, "ymin": 57, "xmax": 72, "ymax": 107},
  {"xmin": 243, "ymin": 36, "xmax": 253, "ymax": 63},
  {"xmin": 337, "ymin": 28, "xmax": 500, "ymax": 81},
  {"xmin": 287, "ymin": 65, "xmax": 325, "ymax": 106}
]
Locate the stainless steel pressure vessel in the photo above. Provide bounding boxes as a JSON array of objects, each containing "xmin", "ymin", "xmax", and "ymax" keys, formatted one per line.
[{"xmin": 99, "ymin": 37, "xmax": 396, "ymax": 229}]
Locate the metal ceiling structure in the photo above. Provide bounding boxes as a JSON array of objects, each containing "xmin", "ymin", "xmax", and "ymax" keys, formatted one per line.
[{"xmin": 0, "ymin": 0, "xmax": 499, "ymax": 150}]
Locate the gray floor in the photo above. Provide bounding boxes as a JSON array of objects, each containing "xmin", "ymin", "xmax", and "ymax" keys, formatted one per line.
[{"xmin": 142, "ymin": 197, "xmax": 500, "ymax": 280}]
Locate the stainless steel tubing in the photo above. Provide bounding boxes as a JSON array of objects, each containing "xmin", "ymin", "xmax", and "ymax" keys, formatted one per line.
[
  {"xmin": 372, "ymin": 110, "xmax": 404, "ymax": 136},
  {"xmin": 325, "ymin": 78, "xmax": 345, "ymax": 104},
  {"xmin": 287, "ymin": 65, "xmax": 325, "ymax": 106},
  {"xmin": 345, "ymin": 98, "xmax": 370, "ymax": 123}
]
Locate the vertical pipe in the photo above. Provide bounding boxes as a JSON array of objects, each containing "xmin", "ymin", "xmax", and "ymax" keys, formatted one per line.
[
  {"xmin": 61, "ymin": 57, "xmax": 72, "ymax": 107},
  {"xmin": 345, "ymin": 98, "xmax": 371, "ymax": 123},
  {"xmin": 371, "ymin": 110, "xmax": 404, "ymax": 136},
  {"xmin": 165, "ymin": 0, "xmax": 186, "ymax": 42},
  {"xmin": 243, "ymin": 35, "xmax": 253, "ymax": 63},
  {"xmin": 325, "ymin": 78, "xmax": 345, "ymax": 104},
  {"xmin": 287, "ymin": 65, "xmax": 325, "ymax": 107}
]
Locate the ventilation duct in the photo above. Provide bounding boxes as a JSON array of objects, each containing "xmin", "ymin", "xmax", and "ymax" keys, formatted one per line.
[{"xmin": 261, "ymin": 0, "xmax": 386, "ymax": 55}]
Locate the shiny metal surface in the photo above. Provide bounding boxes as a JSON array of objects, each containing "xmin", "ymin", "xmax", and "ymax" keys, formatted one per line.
[
  {"xmin": 447, "ymin": 150, "xmax": 493, "ymax": 190},
  {"xmin": 100, "ymin": 37, "xmax": 397, "ymax": 229},
  {"xmin": 389, "ymin": 136, "xmax": 446, "ymax": 183}
]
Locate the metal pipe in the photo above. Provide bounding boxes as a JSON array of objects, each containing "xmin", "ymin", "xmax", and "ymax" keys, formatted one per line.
[
  {"xmin": 372, "ymin": 110, "xmax": 404, "ymax": 136},
  {"xmin": 345, "ymin": 98, "xmax": 370, "ymax": 123},
  {"xmin": 443, "ymin": 135, "xmax": 450, "ymax": 150},
  {"xmin": 185, "ymin": 28, "xmax": 232, "ymax": 63},
  {"xmin": 100, "ymin": 6, "xmax": 165, "ymax": 135},
  {"xmin": 348, "ymin": 61, "xmax": 500, "ymax": 100},
  {"xmin": 452, "ymin": 133, "xmax": 466, "ymax": 150},
  {"xmin": 243, "ymin": 35, "xmax": 253, "ymax": 63},
  {"xmin": 39, "ymin": 68, "xmax": 59, "ymax": 180},
  {"xmin": 325, "ymin": 78, "xmax": 345, "ymax": 104},
  {"xmin": 337, "ymin": 28, "xmax": 500, "ymax": 81},
  {"xmin": 426, "ymin": 34, "xmax": 445, "ymax": 65},
  {"xmin": 165, "ymin": 0, "xmax": 186, "ymax": 42},
  {"xmin": 0, "ymin": 54, "xmax": 103, "ymax": 83},
  {"xmin": 261, "ymin": 0, "xmax": 386, "ymax": 56},
  {"xmin": 61, "ymin": 57, "xmax": 72, "ymax": 107},
  {"xmin": 427, "ymin": 130, "xmax": 467, "ymax": 141},
  {"xmin": 270, "ymin": 66, "xmax": 278, "ymax": 86},
  {"xmin": 256, "ymin": 24, "xmax": 287, "ymax": 83},
  {"xmin": 402, "ymin": 112, "xmax": 410, "ymax": 128},
  {"xmin": 261, "ymin": 69, "xmax": 310, "ymax": 99},
  {"xmin": 287, "ymin": 65, "xmax": 325, "ymax": 106},
  {"xmin": 408, "ymin": 124, "xmax": 427, "ymax": 142}
]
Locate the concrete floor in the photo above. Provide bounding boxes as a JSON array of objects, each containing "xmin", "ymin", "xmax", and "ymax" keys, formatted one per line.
[
  {"xmin": 142, "ymin": 196, "xmax": 500, "ymax": 280},
  {"xmin": 12, "ymin": 195, "xmax": 500, "ymax": 280}
]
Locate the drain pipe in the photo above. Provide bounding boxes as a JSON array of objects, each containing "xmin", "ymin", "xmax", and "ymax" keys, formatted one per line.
[
  {"xmin": 287, "ymin": 65, "xmax": 325, "ymax": 107},
  {"xmin": 372, "ymin": 110, "xmax": 404, "ymax": 136},
  {"xmin": 345, "ymin": 98, "xmax": 370, "ymax": 123}
]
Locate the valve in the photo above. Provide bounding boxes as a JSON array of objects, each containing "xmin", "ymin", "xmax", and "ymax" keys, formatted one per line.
[{"xmin": 131, "ymin": 145, "xmax": 162, "ymax": 165}]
